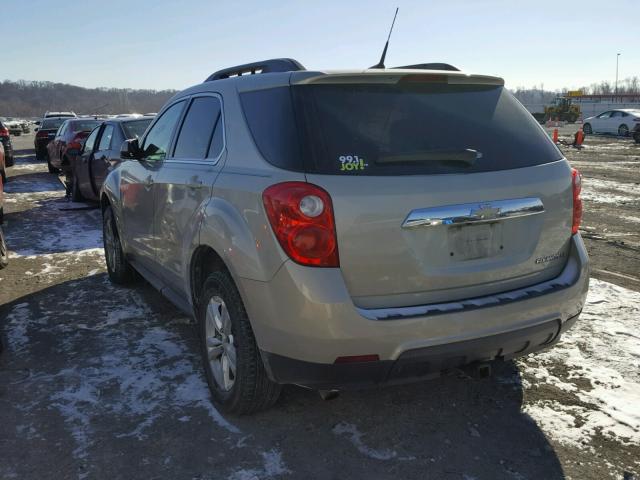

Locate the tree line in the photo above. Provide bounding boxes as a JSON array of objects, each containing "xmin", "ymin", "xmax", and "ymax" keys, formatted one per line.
[{"xmin": 0, "ymin": 80, "xmax": 177, "ymax": 117}]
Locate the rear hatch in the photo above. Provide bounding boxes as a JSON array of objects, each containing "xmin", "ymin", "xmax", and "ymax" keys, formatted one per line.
[{"xmin": 240, "ymin": 71, "xmax": 574, "ymax": 308}]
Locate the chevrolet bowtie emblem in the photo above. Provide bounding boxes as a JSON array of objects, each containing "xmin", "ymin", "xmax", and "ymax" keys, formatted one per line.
[{"xmin": 470, "ymin": 205, "xmax": 501, "ymax": 220}]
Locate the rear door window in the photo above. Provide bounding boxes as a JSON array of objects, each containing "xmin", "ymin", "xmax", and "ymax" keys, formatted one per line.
[{"xmin": 173, "ymin": 96, "xmax": 222, "ymax": 160}]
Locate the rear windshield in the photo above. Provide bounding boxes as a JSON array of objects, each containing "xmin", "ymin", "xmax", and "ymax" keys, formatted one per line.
[
  {"xmin": 122, "ymin": 119, "xmax": 152, "ymax": 139},
  {"xmin": 41, "ymin": 118, "xmax": 66, "ymax": 129},
  {"xmin": 70, "ymin": 120, "xmax": 102, "ymax": 132},
  {"xmin": 240, "ymin": 83, "xmax": 563, "ymax": 175}
]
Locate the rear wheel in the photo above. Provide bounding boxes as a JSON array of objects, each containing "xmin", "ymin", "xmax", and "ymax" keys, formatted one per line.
[
  {"xmin": 198, "ymin": 270, "xmax": 281, "ymax": 414},
  {"xmin": 0, "ymin": 226, "xmax": 8, "ymax": 269},
  {"xmin": 70, "ymin": 172, "xmax": 83, "ymax": 202},
  {"xmin": 47, "ymin": 158, "xmax": 57, "ymax": 174},
  {"xmin": 583, "ymin": 123, "xmax": 592, "ymax": 135},
  {"xmin": 103, "ymin": 205, "xmax": 135, "ymax": 284},
  {"xmin": 618, "ymin": 124, "xmax": 629, "ymax": 137}
]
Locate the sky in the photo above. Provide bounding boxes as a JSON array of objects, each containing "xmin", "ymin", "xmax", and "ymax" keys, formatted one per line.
[{"xmin": 1, "ymin": 0, "xmax": 638, "ymax": 92}]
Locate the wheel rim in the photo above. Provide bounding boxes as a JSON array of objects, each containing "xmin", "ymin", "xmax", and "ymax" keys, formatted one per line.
[
  {"xmin": 584, "ymin": 124, "xmax": 591, "ymax": 134},
  {"xmin": 205, "ymin": 296, "xmax": 236, "ymax": 392},
  {"xmin": 103, "ymin": 217, "xmax": 117, "ymax": 271},
  {"xmin": 619, "ymin": 125, "xmax": 628, "ymax": 136}
]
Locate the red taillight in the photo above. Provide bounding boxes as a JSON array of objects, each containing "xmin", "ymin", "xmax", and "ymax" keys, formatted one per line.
[
  {"xmin": 571, "ymin": 168, "xmax": 582, "ymax": 235},
  {"xmin": 36, "ymin": 130, "xmax": 48, "ymax": 138},
  {"xmin": 0, "ymin": 127, "xmax": 8, "ymax": 136},
  {"xmin": 68, "ymin": 141, "xmax": 82, "ymax": 150},
  {"xmin": 335, "ymin": 354, "xmax": 380, "ymax": 364},
  {"xmin": 262, "ymin": 182, "xmax": 339, "ymax": 267}
]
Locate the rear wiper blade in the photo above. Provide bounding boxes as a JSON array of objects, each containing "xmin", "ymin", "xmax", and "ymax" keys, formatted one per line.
[{"xmin": 377, "ymin": 149, "xmax": 482, "ymax": 166}]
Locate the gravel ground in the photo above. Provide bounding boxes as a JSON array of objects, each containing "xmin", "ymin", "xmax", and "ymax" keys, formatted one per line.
[{"xmin": 1, "ymin": 132, "xmax": 639, "ymax": 480}]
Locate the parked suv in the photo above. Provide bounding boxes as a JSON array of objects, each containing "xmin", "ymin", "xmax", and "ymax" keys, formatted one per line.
[
  {"xmin": 101, "ymin": 59, "xmax": 590, "ymax": 414},
  {"xmin": 34, "ymin": 117, "xmax": 71, "ymax": 165}
]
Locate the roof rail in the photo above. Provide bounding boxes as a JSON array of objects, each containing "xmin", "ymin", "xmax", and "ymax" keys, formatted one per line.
[
  {"xmin": 393, "ymin": 63, "xmax": 460, "ymax": 72},
  {"xmin": 205, "ymin": 58, "xmax": 305, "ymax": 82}
]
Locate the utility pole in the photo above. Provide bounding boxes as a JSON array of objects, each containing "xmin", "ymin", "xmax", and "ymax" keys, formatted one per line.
[{"xmin": 615, "ymin": 53, "xmax": 620, "ymax": 96}]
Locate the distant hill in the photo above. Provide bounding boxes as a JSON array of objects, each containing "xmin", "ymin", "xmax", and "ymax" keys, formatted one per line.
[{"xmin": 0, "ymin": 80, "xmax": 177, "ymax": 117}]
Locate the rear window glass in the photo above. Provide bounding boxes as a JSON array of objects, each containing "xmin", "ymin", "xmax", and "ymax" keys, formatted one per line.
[
  {"xmin": 122, "ymin": 119, "xmax": 152, "ymax": 139},
  {"xmin": 70, "ymin": 120, "xmax": 102, "ymax": 132},
  {"xmin": 239, "ymin": 87, "xmax": 302, "ymax": 171},
  {"xmin": 241, "ymin": 83, "xmax": 562, "ymax": 175},
  {"xmin": 41, "ymin": 118, "xmax": 66, "ymax": 129}
]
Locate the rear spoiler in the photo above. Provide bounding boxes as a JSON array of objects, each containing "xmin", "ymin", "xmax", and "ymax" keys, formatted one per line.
[{"xmin": 291, "ymin": 70, "xmax": 504, "ymax": 87}]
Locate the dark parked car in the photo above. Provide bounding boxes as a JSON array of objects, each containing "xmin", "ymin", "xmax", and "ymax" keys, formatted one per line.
[
  {"xmin": 0, "ymin": 121, "xmax": 14, "ymax": 167},
  {"xmin": 0, "ymin": 139, "xmax": 6, "ymax": 184},
  {"xmin": 45, "ymin": 118, "xmax": 102, "ymax": 174},
  {"xmin": 34, "ymin": 117, "xmax": 68, "ymax": 164},
  {"xmin": 0, "ymin": 143, "xmax": 7, "ymax": 269},
  {"xmin": 69, "ymin": 116, "xmax": 153, "ymax": 201}
]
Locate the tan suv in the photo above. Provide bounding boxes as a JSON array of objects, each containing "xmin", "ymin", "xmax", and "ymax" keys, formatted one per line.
[{"xmin": 101, "ymin": 59, "xmax": 589, "ymax": 414}]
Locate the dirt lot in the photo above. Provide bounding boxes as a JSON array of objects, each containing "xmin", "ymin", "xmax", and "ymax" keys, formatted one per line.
[{"xmin": 1, "ymin": 131, "xmax": 639, "ymax": 480}]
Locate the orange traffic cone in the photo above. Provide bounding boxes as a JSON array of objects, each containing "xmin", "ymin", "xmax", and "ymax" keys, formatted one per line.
[
  {"xmin": 574, "ymin": 128, "xmax": 584, "ymax": 148},
  {"xmin": 552, "ymin": 128, "xmax": 559, "ymax": 144}
]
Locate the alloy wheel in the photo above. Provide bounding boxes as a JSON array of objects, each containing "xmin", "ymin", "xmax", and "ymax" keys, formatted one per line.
[{"xmin": 205, "ymin": 296, "xmax": 237, "ymax": 391}]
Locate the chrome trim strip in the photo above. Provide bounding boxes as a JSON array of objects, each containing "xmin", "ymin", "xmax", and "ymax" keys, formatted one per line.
[
  {"xmin": 357, "ymin": 255, "xmax": 579, "ymax": 321},
  {"xmin": 402, "ymin": 197, "xmax": 544, "ymax": 229}
]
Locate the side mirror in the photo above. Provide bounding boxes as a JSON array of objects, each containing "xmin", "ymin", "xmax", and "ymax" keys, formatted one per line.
[{"xmin": 120, "ymin": 138, "xmax": 142, "ymax": 159}]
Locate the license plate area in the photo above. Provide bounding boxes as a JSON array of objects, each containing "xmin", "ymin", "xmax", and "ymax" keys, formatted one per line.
[{"xmin": 447, "ymin": 222, "xmax": 503, "ymax": 261}]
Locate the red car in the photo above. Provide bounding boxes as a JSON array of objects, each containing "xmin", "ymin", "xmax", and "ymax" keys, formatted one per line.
[
  {"xmin": 0, "ymin": 138, "xmax": 6, "ymax": 184},
  {"xmin": 46, "ymin": 118, "xmax": 102, "ymax": 174},
  {"xmin": 0, "ymin": 142, "xmax": 8, "ymax": 269}
]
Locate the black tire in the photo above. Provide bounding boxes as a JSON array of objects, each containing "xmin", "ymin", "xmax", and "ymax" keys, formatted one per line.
[
  {"xmin": 197, "ymin": 270, "xmax": 281, "ymax": 414},
  {"xmin": 102, "ymin": 205, "xmax": 135, "ymax": 284},
  {"xmin": 71, "ymin": 172, "xmax": 83, "ymax": 202},
  {"xmin": 583, "ymin": 123, "xmax": 592, "ymax": 135},
  {"xmin": 618, "ymin": 124, "xmax": 629, "ymax": 137},
  {"xmin": 0, "ymin": 226, "xmax": 8, "ymax": 270},
  {"xmin": 47, "ymin": 159, "xmax": 57, "ymax": 174},
  {"xmin": 1, "ymin": 169, "xmax": 6, "ymax": 185}
]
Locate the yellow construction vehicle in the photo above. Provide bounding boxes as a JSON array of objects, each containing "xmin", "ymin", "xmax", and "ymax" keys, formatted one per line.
[{"xmin": 543, "ymin": 96, "xmax": 581, "ymax": 123}]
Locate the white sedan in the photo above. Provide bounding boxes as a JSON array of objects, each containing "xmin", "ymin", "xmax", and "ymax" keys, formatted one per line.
[{"xmin": 583, "ymin": 109, "xmax": 640, "ymax": 136}]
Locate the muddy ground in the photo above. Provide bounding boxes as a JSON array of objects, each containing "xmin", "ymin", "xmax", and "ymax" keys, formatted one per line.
[{"xmin": 0, "ymin": 131, "xmax": 638, "ymax": 480}]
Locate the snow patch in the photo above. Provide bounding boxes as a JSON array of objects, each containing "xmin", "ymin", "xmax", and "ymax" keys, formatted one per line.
[
  {"xmin": 228, "ymin": 449, "xmax": 290, "ymax": 480},
  {"xmin": 332, "ymin": 422, "xmax": 397, "ymax": 460},
  {"xmin": 521, "ymin": 279, "xmax": 640, "ymax": 446}
]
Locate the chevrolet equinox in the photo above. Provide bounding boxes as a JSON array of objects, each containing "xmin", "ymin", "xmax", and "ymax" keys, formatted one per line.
[{"xmin": 101, "ymin": 59, "xmax": 589, "ymax": 414}]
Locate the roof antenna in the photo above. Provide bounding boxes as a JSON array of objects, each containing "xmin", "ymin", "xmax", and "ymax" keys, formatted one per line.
[{"xmin": 370, "ymin": 7, "xmax": 399, "ymax": 69}]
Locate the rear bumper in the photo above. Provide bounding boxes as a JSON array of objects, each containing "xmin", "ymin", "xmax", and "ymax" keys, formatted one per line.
[
  {"xmin": 239, "ymin": 234, "xmax": 589, "ymax": 388},
  {"xmin": 262, "ymin": 314, "xmax": 578, "ymax": 389}
]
